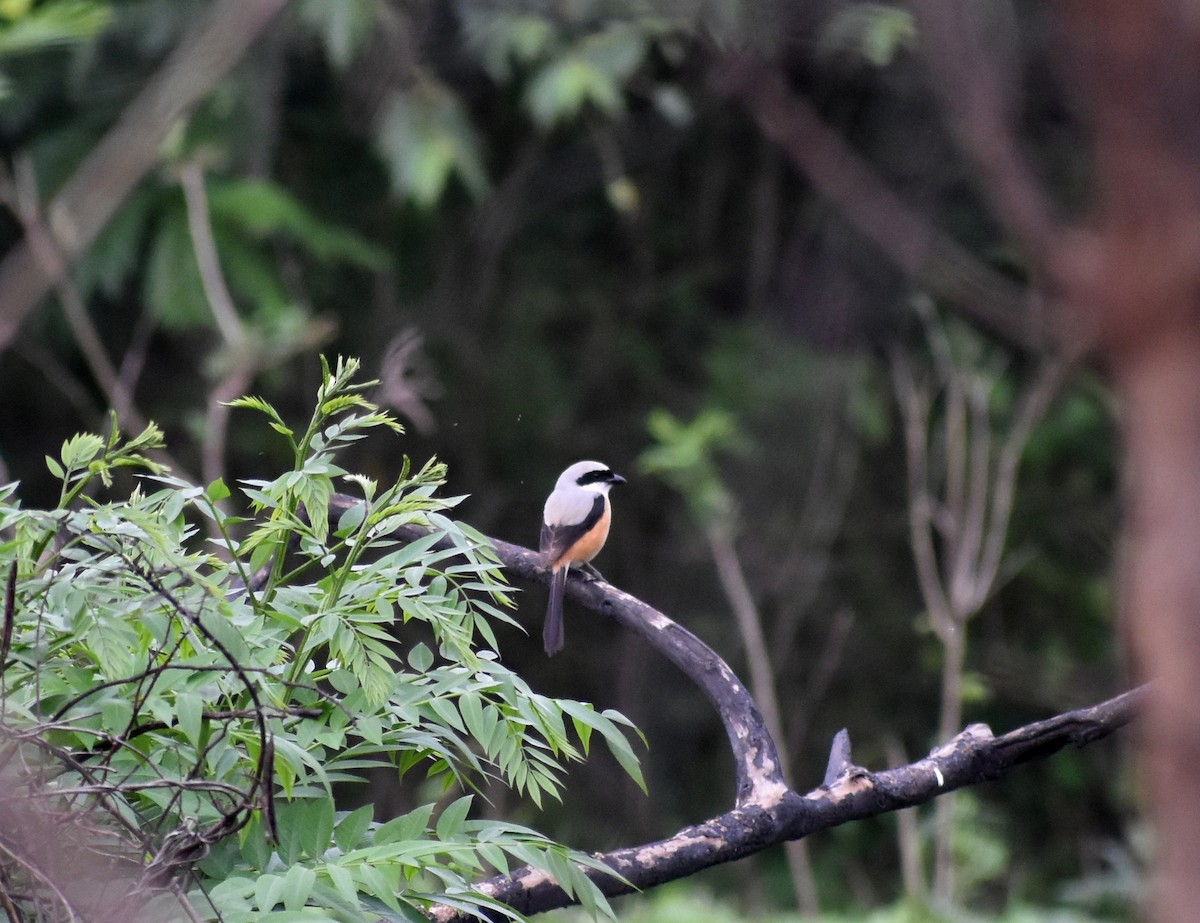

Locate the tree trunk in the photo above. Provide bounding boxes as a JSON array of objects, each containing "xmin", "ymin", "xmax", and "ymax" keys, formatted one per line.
[{"xmin": 1113, "ymin": 327, "xmax": 1200, "ymax": 920}]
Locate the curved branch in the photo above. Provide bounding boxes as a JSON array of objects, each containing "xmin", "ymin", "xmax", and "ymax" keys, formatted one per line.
[
  {"xmin": 327, "ymin": 494, "xmax": 1140, "ymax": 921},
  {"xmin": 374, "ymin": 508, "xmax": 788, "ymax": 808}
]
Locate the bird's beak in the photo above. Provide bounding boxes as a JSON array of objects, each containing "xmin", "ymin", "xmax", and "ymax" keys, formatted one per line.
[{"xmin": 610, "ymin": 472, "xmax": 627, "ymax": 485}]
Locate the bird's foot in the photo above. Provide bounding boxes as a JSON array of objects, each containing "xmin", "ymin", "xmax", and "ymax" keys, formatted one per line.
[{"xmin": 580, "ymin": 562, "xmax": 606, "ymax": 582}]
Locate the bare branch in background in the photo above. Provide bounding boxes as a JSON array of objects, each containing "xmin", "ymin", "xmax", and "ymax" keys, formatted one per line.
[
  {"xmin": 769, "ymin": 376, "xmax": 860, "ymax": 660},
  {"xmin": 910, "ymin": 0, "xmax": 1061, "ymax": 258},
  {"xmin": 0, "ymin": 0, "xmax": 290, "ymax": 346},
  {"xmin": 5, "ymin": 157, "xmax": 143, "ymax": 431},
  {"xmin": 891, "ymin": 303, "xmax": 1065, "ymax": 904},
  {"xmin": 706, "ymin": 524, "xmax": 820, "ymax": 914},
  {"xmin": 0, "ymin": 157, "xmax": 192, "ymax": 480},
  {"xmin": 179, "ymin": 162, "xmax": 247, "ymax": 349},
  {"xmin": 176, "ymin": 158, "xmax": 336, "ymax": 486},
  {"xmin": 714, "ymin": 54, "xmax": 1051, "ymax": 354}
]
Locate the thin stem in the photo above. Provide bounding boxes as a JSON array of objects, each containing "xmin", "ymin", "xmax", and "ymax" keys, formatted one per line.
[
  {"xmin": 933, "ymin": 626, "xmax": 967, "ymax": 906},
  {"xmin": 179, "ymin": 162, "xmax": 244, "ymax": 347},
  {"xmin": 706, "ymin": 524, "xmax": 821, "ymax": 915}
]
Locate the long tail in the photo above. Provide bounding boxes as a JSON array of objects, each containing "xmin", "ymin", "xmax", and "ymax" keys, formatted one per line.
[{"xmin": 543, "ymin": 567, "xmax": 567, "ymax": 656}]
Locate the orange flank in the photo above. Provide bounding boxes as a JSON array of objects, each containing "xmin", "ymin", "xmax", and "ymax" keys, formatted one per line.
[{"xmin": 552, "ymin": 502, "xmax": 611, "ymax": 569}]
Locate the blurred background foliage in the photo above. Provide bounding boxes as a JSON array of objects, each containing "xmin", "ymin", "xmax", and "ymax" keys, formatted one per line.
[{"xmin": 0, "ymin": 0, "xmax": 1128, "ymax": 920}]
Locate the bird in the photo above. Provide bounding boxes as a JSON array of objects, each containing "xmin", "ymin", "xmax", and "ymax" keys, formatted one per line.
[{"xmin": 540, "ymin": 460, "xmax": 625, "ymax": 656}]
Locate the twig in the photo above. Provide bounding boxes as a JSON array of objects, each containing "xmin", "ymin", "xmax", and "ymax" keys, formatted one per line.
[
  {"xmin": 891, "ymin": 349, "xmax": 953, "ymax": 631},
  {"xmin": 179, "ymin": 162, "xmax": 244, "ymax": 347},
  {"xmin": 122, "ymin": 555, "xmax": 277, "ymax": 847},
  {"xmin": 706, "ymin": 524, "xmax": 820, "ymax": 913},
  {"xmin": 0, "ymin": 158, "xmax": 192, "ymax": 479}
]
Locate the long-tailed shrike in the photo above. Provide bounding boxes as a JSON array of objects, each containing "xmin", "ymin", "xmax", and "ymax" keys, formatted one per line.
[{"xmin": 540, "ymin": 460, "xmax": 625, "ymax": 656}]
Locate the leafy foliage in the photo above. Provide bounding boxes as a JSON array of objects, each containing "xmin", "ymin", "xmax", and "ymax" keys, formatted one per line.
[
  {"xmin": 0, "ymin": 358, "xmax": 642, "ymax": 921},
  {"xmin": 639, "ymin": 406, "xmax": 745, "ymax": 528},
  {"xmin": 818, "ymin": 3, "xmax": 916, "ymax": 67},
  {"xmin": 0, "ymin": 0, "xmax": 110, "ymax": 67},
  {"xmin": 375, "ymin": 86, "xmax": 491, "ymax": 206}
]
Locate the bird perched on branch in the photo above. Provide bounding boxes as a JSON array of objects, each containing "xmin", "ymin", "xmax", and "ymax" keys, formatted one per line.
[{"xmin": 540, "ymin": 461, "xmax": 625, "ymax": 656}]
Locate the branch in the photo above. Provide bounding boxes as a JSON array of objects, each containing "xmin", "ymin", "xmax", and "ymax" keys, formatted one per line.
[
  {"xmin": 910, "ymin": 0, "xmax": 1061, "ymax": 257},
  {"xmin": 0, "ymin": 156, "xmax": 195, "ymax": 478},
  {"xmin": 890, "ymin": 349, "xmax": 955, "ymax": 634},
  {"xmin": 325, "ymin": 494, "xmax": 1140, "ymax": 921},
  {"xmin": 0, "ymin": 0, "xmax": 289, "ymax": 346},
  {"xmin": 974, "ymin": 356, "xmax": 1068, "ymax": 605},
  {"xmin": 436, "ymin": 673, "xmax": 1139, "ymax": 920},
  {"xmin": 713, "ymin": 54, "xmax": 1052, "ymax": 354},
  {"xmin": 178, "ymin": 162, "xmax": 246, "ymax": 348},
  {"xmin": 2, "ymin": 156, "xmax": 146, "ymax": 433},
  {"xmin": 0, "ymin": 732, "xmax": 194, "ymax": 922},
  {"xmin": 705, "ymin": 524, "xmax": 820, "ymax": 912}
]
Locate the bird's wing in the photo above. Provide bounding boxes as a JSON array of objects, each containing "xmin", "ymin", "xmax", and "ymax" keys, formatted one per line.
[{"xmin": 541, "ymin": 493, "xmax": 606, "ymax": 565}]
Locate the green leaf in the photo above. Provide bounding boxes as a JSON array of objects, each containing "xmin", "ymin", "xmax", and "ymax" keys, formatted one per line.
[
  {"xmin": 435, "ymin": 794, "xmax": 473, "ymax": 840},
  {"xmin": 212, "ymin": 225, "xmax": 291, "ymax": 318},
  {"xmin": 75, "ymin": 187, "xmax": 157, "ymax": 300},
  {"xmin": 296, "ymin": 0, "xmax": 378, "ymax": 70},
  {"xmin": 143, "ymin": 203, "xmax": 211, "ymax": 330},
  {"xmin": 524, "ymin": 23, "xmax": 647, "ymax": 127},
  {"xmin": 462, "ymin": 10, "xmax": 554, "ymax": 80},
  {"xmin": 298, "ymin": 797, "xmax": 336, "ymax": 860},
  {"xmin": 819, "ymin": 2, "xmax": 917, "ymax": 67},
  {"xmin": 375, "ymin": 86, "xmax": 489, "ymax": 206},
  {"xmin": 273, "ymin": 737, "xmax": 333, "ymax": 800},
  {"xmin": 559, "ymin": 701, "xmax": 646, "ymax": 792},
  {"xmin": 526, "ymin": 57, "xmax": 602, "ymax": 127},
  {"xmin": 275, "ymin": 802, "xmax": 309, "ymax": 867},
  {"xmin": 334, "ymin": 804, "xmax": 374, "ymax": 852},
  {"xmin": 576, "ymin": 22, "xmax": 647, "ymax": 83},
  {"xmin": 176, "ymin": 691, "xmax": 203, "ymax": 748},
  {"xmin": 281, "ymin": 864, "xmax": 317, "ymax": 912},
  {"xmin": 0, "ymin": 0, "xmax": 112, "ymax": 55},
  {"xmin": 60, "ymin": 432, "xmax": 104, "ymax": 471},
  {"xmin": 335, "ymin": 500, "xmax": 366, "ymax": 536},
  {"xmin": 407, "ymin": 641, "xmax": 433, "ymax": 672},
  {"xmin": 375, "ymin": 802, "xmax": 434, "ymax": 846},
  {"xmin": 240, "ymin": 814, "xmax": 272, "ymax": 870},
  {"xmin": 545, "ymin": 849, "xmax": 579, "ymax": 898},
  {"xmin": 208, "ymin": 177, "xmax": 387, "ymax": 269},
  {"xmin": 325, "ymin": 863, "xmax": 357, "ymax": 906},
  {"xmin": 254, "ymin": 873, "xmax": 286, "ymax": 912},
  {"xmin": 209, "ymin": 874, "xmax": 256, "ymax": 908},
  {"xmin": 99, "ymin": 696, "xmax": 132, "ymax": 731}
]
